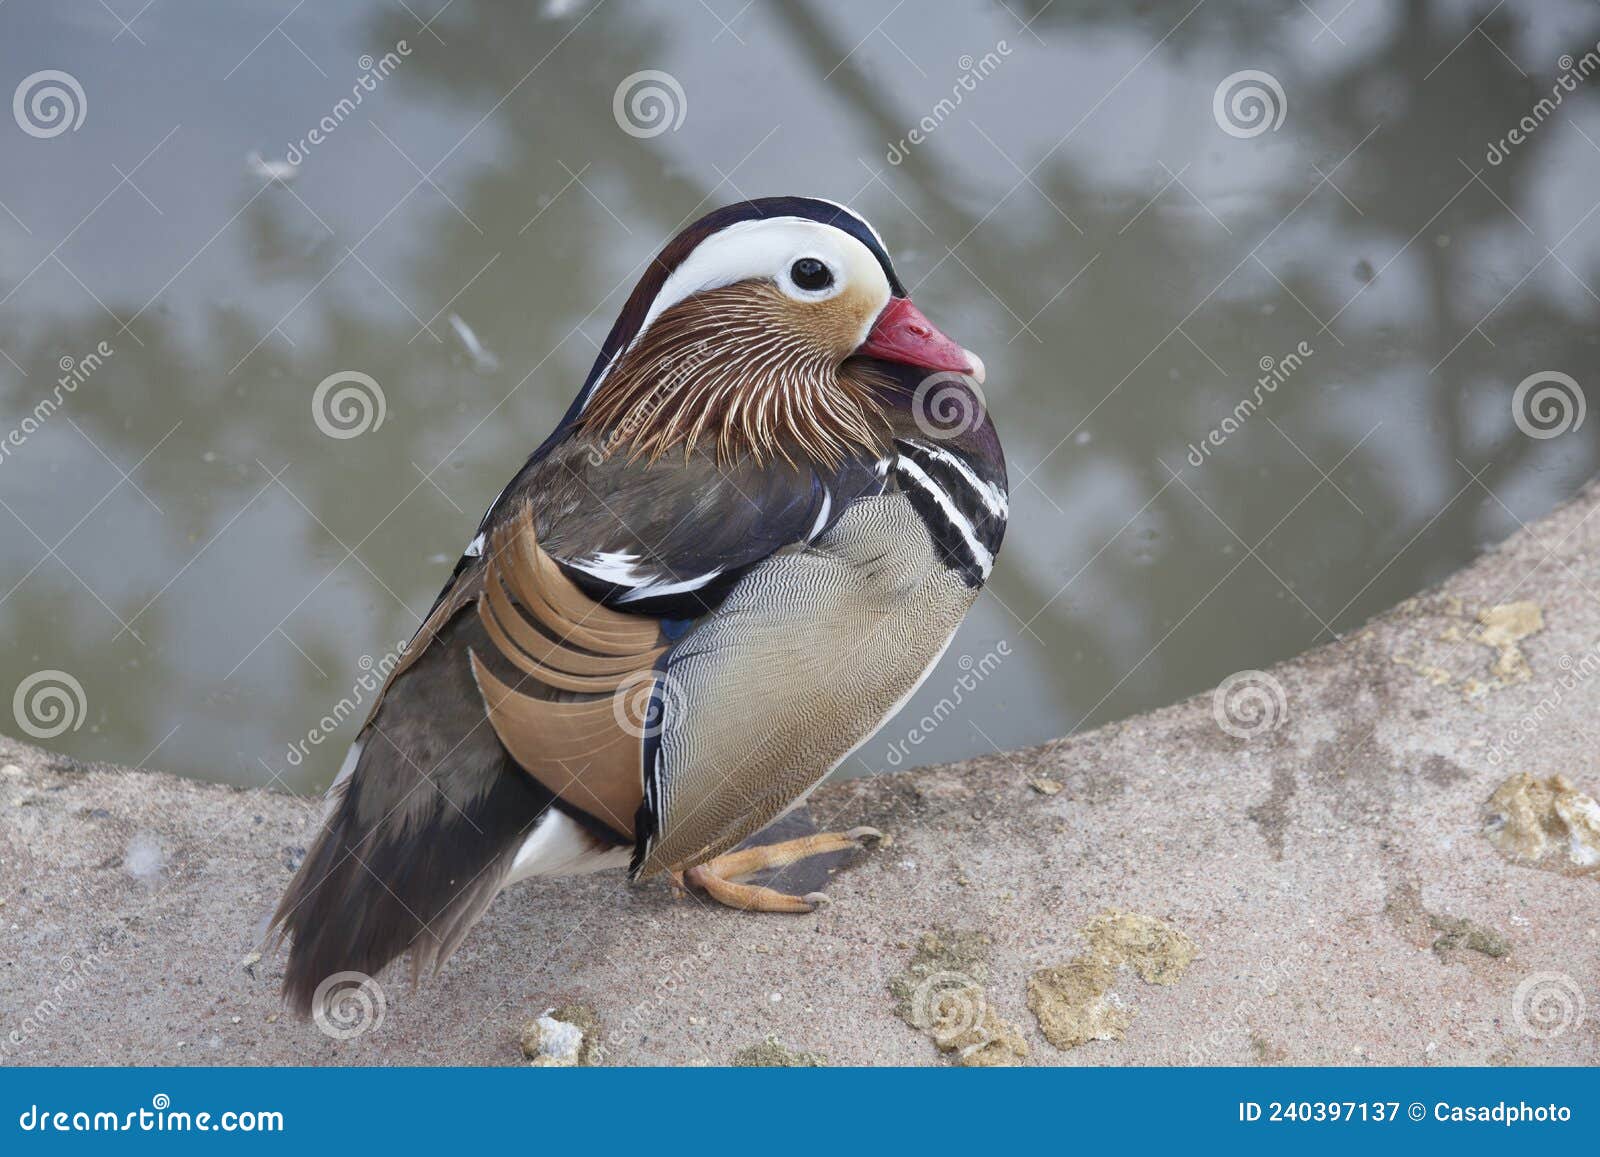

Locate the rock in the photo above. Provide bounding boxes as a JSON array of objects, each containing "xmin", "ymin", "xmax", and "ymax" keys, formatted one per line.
[
  {"xmin": 1429, "ymin": 915, "xmax": 1512, "ymax": 959},
  {"xmin": 123, "ymin": 833, "xmax": 165, "ymax": 884},
  {"xmin": 520, "ymin": 1004, "xmax": 601, "ymax": 1067},
  {"xmin": 1029, "ymin": 957, "xmax": 1126, "ymax": 1049},
  {"xmin": 889, "ymin": 930, "xmax": 1028, "ymax": 1066},
  {"xmin": 1027, "ymin": 912, "xmax": 1196, "ymax": 1051},
  {"xmin": 6, "ymin": 481, "xmax": 1600, "ymax": 1065},
  {"xmin": 1475, "ymin": 602, "xmax": 1543, "ymax": 684},
  {"xmin": 731, "ymin": 1035, "xmax": 827, "ymax": 1066},
  {"xmin": 1483, "ymin": 773, "xmax": 1600, "ymax": 875}
]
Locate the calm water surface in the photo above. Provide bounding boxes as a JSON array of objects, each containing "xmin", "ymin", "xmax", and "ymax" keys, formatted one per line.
[{"xmin": 2, "ymin": 0, "xmax": 1598, "ymax": 793}]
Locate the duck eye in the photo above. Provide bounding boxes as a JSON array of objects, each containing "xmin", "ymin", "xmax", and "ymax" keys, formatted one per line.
[{"xmin": 789, "ymin": 257, "xmax": 833, "ymax": 292}]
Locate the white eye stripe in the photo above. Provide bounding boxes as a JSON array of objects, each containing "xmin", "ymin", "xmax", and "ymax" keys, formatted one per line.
[{"xmin": 638, "ymin": 218, "xmax": 886, "ymax": 339}]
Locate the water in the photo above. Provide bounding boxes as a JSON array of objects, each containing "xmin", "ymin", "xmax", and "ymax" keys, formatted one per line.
[{"xmin": 1, "ymin": 0, "xmax": 1596, "ymax": 794}]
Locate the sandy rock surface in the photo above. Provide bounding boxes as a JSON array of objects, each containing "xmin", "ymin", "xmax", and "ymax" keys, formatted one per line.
[{"xmin": 3, "ymin": 484, "xmax": 1600, "ymax": 1066}]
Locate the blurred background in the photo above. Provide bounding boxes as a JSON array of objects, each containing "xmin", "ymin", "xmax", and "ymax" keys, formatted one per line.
[{"xmin": 1, "ymin": 0, "xmax": 1597, "ymax": 794}]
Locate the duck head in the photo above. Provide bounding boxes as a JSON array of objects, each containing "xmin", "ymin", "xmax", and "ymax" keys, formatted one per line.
[{"xmin": 574, "ymin": 196, "xmax": 981, "ymax": 465}]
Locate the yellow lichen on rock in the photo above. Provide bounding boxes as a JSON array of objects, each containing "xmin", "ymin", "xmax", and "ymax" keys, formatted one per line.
[
  {"xmin": 1391, "ymin": 599, "xmax": 1545, "ymax": 697},
  {"xmin": 946, "ymin": 1004, "xmax": 1032, "ymax": 1067},
  {"xmin": 1390, "ymin": 653, "xmax": 1455, "ymax": 687},
  {"xmin": 1027, "ymin": 957, "xmax": 1126, "ymax": 1049},
  {"xmin": 731, "ymin": 1035, "xmax": 827, "ymax": 1067},
  {"xmin": 1086, "ymin": 910, "xmax": 1198, "ymax": 984},
  {"xmin": 1027, "ymin": 911, "xmax": 1197, "ymax": 1051},
  {"xmin": 889, "ymin": 930, "xmax": 1029, "ymax": 1066},
  {"xmin": 1475, "ymin": 602, "xmax": 1543, "ymax": 684},
  {"xmin": 1483, "ymin": 773, "xmax": 1600, "ymax": 875}
]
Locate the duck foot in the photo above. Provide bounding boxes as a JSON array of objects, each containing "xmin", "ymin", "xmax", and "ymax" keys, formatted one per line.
[{"xmin": 679, "ymin": 828, "xmax": 882, "ymax": 913}]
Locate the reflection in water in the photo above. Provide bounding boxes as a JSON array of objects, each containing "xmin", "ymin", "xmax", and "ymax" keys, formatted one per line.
[{"xmin": 1, "ymin": 1, "xmax": 1597, "ymax": 793}]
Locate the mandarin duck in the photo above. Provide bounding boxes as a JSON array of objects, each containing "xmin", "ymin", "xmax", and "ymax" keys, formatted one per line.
[{"xmin": 273, "ymin": 197, "xmax": 1008, "ymax": 1013}]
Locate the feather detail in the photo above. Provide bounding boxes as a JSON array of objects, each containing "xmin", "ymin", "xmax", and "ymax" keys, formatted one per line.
[
  {"xmin": 469, "ymin": 503, "xmax": 668, "ymax": 842},
  {"xmin": 577, "ymin": 281, "xmax": 892, "ymax": 468}
]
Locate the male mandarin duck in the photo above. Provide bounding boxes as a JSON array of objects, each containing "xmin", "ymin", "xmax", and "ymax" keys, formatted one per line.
[{"xmin": 273, "ymin": 197, "xmax": 1008, "ymax": 1013}]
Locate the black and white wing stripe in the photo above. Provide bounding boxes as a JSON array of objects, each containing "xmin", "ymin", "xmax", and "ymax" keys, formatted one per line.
[{"xmin": 891, "ymin": 436, "xmax": 1008, "ymax": 588}]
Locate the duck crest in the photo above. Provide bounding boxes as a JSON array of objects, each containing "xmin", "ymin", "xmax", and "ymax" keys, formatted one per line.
[{"xmin": 576, "ymin": 283, "xmax": 893, "ymax": 468}]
